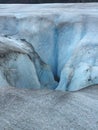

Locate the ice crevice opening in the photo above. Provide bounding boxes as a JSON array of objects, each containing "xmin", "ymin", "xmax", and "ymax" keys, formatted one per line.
[{"xmin": 0, "ymin": 4, "xmax": 98, "ymax": 91}]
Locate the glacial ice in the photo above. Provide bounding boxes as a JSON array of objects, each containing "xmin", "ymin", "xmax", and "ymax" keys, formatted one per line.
[{"xmin": 0, "ymin": 3, "xmax": 98, "ymax": 91}]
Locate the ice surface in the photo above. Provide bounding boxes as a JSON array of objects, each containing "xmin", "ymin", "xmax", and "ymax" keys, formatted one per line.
[
  {"xmin": 0, "ymin": 86, "xmax": 98, "ymax": 130},
  {"xmin": 0, "ymin": 3, "xmax": 98, "ymax": 91},
  {"xmin": 0, "ymin": 37, "xmax": 57, "ymax": 89}
]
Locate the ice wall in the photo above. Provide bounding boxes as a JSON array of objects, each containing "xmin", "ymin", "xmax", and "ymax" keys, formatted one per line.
[{"xmin": 0, "ymin": 4, "xmax": 98, "ymax": 91}]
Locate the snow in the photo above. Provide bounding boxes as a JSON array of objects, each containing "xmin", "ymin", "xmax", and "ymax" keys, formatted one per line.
[{"xmin": 0, "ymin": 3, "xmax": 98, "ymax": 91}]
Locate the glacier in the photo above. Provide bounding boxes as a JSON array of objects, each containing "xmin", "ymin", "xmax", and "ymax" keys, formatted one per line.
[{"xmin": 0, "ymin": 3, "xmax": 98, "ymax": 91}]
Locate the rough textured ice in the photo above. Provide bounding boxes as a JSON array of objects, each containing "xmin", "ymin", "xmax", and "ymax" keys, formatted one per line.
[
  {"xmin": 0, "ymin": 3, "xmax": 98, "ymax": 91},
  {"xmin": 0, "ymin": 36, "xmax": 57, "ymax": 89},
  {"xmin": 0, "ymin": 86, "xmax": 98, "ymax": 130}
]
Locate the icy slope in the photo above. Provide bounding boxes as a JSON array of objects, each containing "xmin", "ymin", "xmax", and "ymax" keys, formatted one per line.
[
  {"xmin": 0, "ymin": 86, "xmax": 98, "ymax": 130},
  {"xmin": 0, "ymin": 3, "xmax": 98, "ymax": 91},
  {"xmin": 0, "ymin": 36, "xmax": 57, "ymax": 89}
]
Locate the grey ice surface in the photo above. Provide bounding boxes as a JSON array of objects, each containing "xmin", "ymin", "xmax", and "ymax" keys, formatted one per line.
[{"xmin": 0, "ymin": 86, "xmax": 98, "ymax": 130}]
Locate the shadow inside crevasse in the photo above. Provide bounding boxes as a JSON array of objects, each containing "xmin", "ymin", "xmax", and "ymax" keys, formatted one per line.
[{"xmin": 54, "ymin": 75, "xmax": 60, "ymax": 83}]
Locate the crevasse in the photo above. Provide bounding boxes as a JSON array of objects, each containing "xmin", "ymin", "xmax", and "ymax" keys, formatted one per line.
[{"xmin": 0, "ymin": 4, "xmax": 98, "ymax": 91}]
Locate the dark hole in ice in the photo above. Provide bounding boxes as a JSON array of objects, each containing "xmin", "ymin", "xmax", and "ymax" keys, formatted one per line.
[
  {"xmin": 88, "ymin": 78, "xmax": 91, "ymax": 81},
  {"xmin": 54, "ymin": 75, "xmax": 60, "ymax": 82}
]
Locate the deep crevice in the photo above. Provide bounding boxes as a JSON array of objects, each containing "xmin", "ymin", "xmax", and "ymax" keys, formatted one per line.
[
  {"xmin": 54, "ymin": 75, "xmax": 60, "ymax": 82},
  {"xmin": 21, "ymin": 35, "xmax": 60, "ymax": 84}
]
